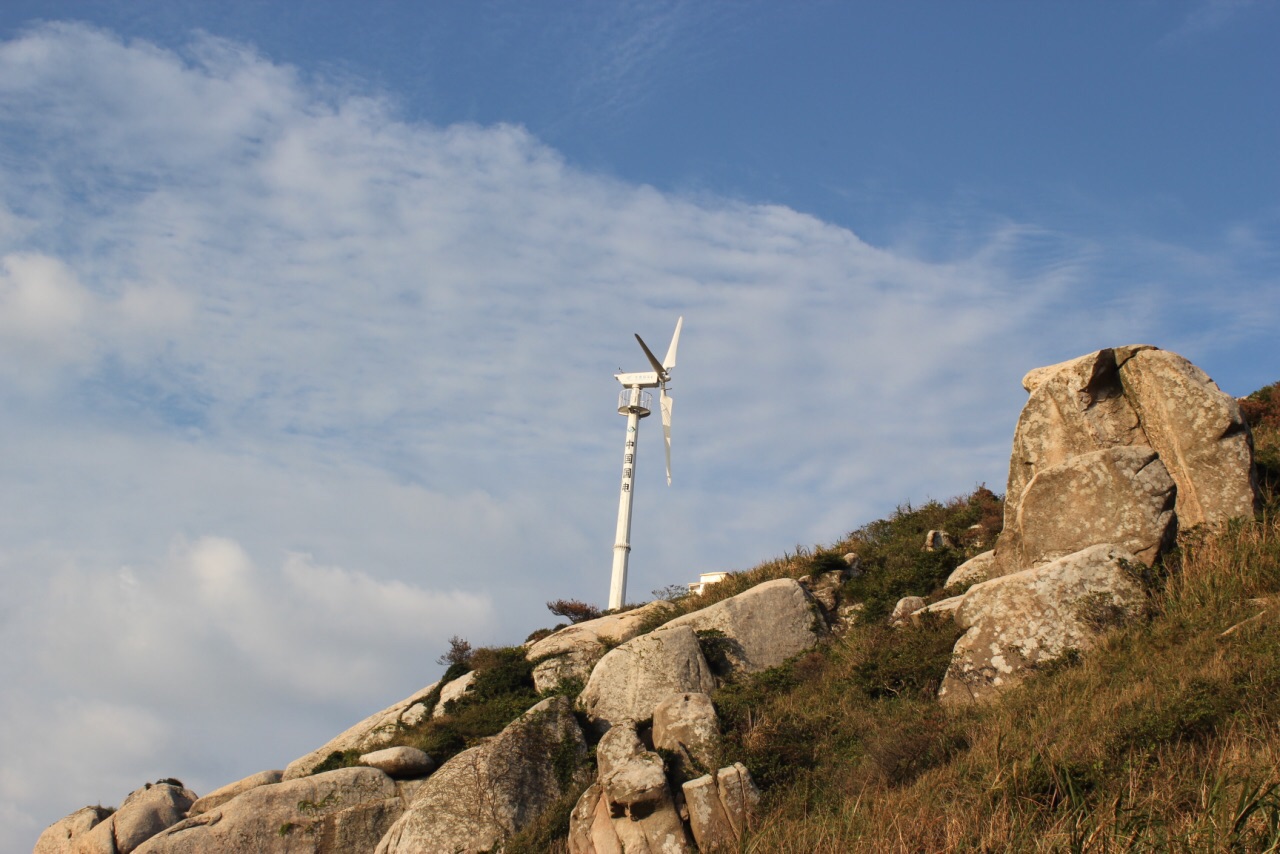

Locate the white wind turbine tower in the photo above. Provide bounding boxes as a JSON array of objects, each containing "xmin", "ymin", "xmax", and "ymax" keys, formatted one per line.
[{"xmin": 609, "ymin": 316, "xmax": 683, "ymax": 610}]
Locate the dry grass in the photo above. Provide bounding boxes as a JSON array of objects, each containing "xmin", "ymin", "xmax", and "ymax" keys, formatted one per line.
[{"xmin": 737, "ymin": 514, "xmax": 1280, "ymax": 853}]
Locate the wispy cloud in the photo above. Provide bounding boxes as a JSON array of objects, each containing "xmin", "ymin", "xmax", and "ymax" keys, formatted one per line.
[{"xmin": 1159, "ymin": 0, "xmax": 1262, "ymax": 46}]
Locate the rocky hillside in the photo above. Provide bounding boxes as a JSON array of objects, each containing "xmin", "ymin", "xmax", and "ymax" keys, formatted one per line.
[{"xmin": 35, "ymin": 346, "xmax": 1278, "ymax": 853}]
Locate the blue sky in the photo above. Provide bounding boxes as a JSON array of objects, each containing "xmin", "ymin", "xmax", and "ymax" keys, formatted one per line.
[{"xmin": 1, "ymin": 1, "xmax": 1276, "ymax": 848}]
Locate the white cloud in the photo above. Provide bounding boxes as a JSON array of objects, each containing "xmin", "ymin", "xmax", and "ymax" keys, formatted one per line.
[
  {"xmin": 3, "ymin": 532, "xmax": 494, "ymax": 847},
  {"xmin": 0, "ymin": 253, "xmax": 94, "ymax": 370},
  {"xmin": 28, "ymin": 535, "xmax": 494, "ymax": 707},
  {"xmin": 0, "ymin": 20, "xmax": 1274, "ymax": 851}
]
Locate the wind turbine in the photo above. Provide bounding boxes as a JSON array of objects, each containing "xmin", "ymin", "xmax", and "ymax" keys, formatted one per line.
[{"xmin": 609, "ymin": 316, "xmax": 683, "ymax": 610}]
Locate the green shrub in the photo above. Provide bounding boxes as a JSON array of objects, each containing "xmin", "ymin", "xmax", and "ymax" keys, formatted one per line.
[
  {"xmin": 651, "ymin": 584, "xmax": 691, "ymax": 602},
  {"xmin": 524, "ymin": 626, "xmax": 555, "ymax": 644},
  {"xmin": 383, "ymin": 644, "xmax": 541, "ymax": 769},
  {"xmin": 695, "ymin": 628, "xmax": 737, "ymax": 677},
  {"xmin": 436, "ymin": 635, "xmax": 473, "ymax": 669},
  {"xmin": 546, "ymin": 599, "xmax": 602, "ymax": 624},
  {"xmin": 310, "ymin": 749, "xmax": 361, "ymax": 775},
  {"xmin": 466, "ymin": 646, "xmax": 537, "ymax": 703},
  {"xmin": 850, "ymin": 617, "xmax": 962, "ymax": 700},
  {"xmin": 837, "ymin": 489, "xmax": 1002, "ymax": 624}
]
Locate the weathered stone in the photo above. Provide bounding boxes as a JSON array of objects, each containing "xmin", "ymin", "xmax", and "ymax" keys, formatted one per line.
[
  {"xmin": 375, "ymin": 696, "xmax": 588, "ymax": 853},
  {"xmin": 567, "ymin": 782, "xmax": 620, "ymax": 854},
  {"xmin": 189, "ymin": 770, "xmax": 282, "ymax": 816},
  {"xmin": 432, "ymin": 669, "xmax": 477, "ymax": 718},
  {"xmin": 662, "ymin": 578, "xmax": 821, "ymax": 675},
  {"xmin": 1004, "ymin": 446, "xmax": 1176, "ymax": 571},
  {"xmin": 400, "ymin": 702, "xmax": 430, "ymax": 727},
  {"xmin": 133, "ymin": 767, "xmax": 402, "ymax": 854},
  {"xmin": 924, "ymin": 530, "xmax": 954, "ymax": 551},
  {"xmin": 283, "ymin": 680, "xmax": 440, "ymax": 779},
  {"xmin": 939, "ymin": 544, "xmax": 1148, "ymax": 705},
  {"xmin": 682, "ymin": 774, "xmax": 733, "ymax": 853},
  {"xmin": 835, "ymin": 601, "xmax": 865, "ymax": 634},
  {"xmin": 1007, "ymin": 347, "xmax": 1153, "ymax": 537},
  {"xmin": 998, "ymin": 346, "xmax": 1257, "ymax": 580},
  {"xmin": 701, "ymin": 763, "xmax": 760, "ymax": 843},
  {"xmin": 597, "ymin": 722, "xmax": 669, "ymax": 812},
  {"xmin": 799, "ymin": 569, "xmax": 847, "ymax": 612},
  {"xmin": 1118, "ymin": 348, "xmax": 1257, "ymax": 527},
  {"xmin": 578, "ymin": 625, "xmax": 715, "ymax": 731},
  {"xmin": 76, "ymin": 782, "xmax": 196, "ymax": 854},
  {"xmin": 914, "ymin": 595, "xmax": 964, "ymax": 623},
  {"xmin": 528, "ymin": 600, "xmax": 677, "ymax": 694},
  {"xmin": 612, "ymin": 804, "xmax": 692, "ymax": 854},
  {"xmin": 890, "ymin": 596, "xmax": 926, "ymax": 626},
  {"xmin": 652, "ymin": 692, "xmax": 721, "ymax": 779},
  {"xmin": 34, "ymin": 806, "xmax": 112, "ymax": 854},
  {"xmin": 359, "ymin": 746, "xmax": 435, "ymax": 779},
  {"xmin": 962, "ymin": 522, "xmax": 991, "ymax": 550},
  {"xmin": 717, "ymin": 763, "xmax": 759, "ymax": 838},
  {"xmin": 569, "ymin": 778, "xmax": 692, "ymax": 854},
  {"xmin": 946, "ymin": 550, "xmax": 996, "ymax": 590}
]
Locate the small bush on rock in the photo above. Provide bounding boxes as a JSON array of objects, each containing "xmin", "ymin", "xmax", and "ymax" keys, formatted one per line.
[
  {"xmin": 546, "ymin": 599, "xmax": 603, "ymax": 624},
  {"xmin": 311, "ymin": 749, "xmax": 361, "ymax": 774},
  {"xmin": 385, "ymin": 645, "xmax": 540, "ymax": 769},
  {"xmin": 436, "ymin": 635, "xmax": 473, "ymax": 669}
]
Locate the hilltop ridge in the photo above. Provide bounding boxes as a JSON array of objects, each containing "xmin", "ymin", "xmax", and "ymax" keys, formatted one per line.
[{"xmin": 36, "ymin": 351, "xmax": 1280, "ymax": 853}]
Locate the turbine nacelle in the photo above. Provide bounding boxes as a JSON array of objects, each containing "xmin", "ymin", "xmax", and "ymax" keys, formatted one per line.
[{"xmin": 614, "ymin": 370, "xmax": 663, "ymax": 388}]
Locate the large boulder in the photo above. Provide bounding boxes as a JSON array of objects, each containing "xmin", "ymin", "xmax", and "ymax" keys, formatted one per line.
[
  {"xmin": 578, "ymin": 625, "xmax": 716, "ymax": 732},
  {"xmin": 1118, "ymin": 348, "xmax": 1257, "ymax": 527},
  {"xmin": 681, "ymin": 775, "xmax": 733, "ymax": 854},
  {"xmin": 682, "ymin": 764, "xmax": 760, "ymax": 853},
  {"xmin": 189, "ymin": 770, "xmax": 282, "ymax": 816},
  {"xmin": 1001, "ymin": 446, "xmax": 1177, "ymax": 572},
  {"xmin": 661, "ymin": 578, "xmax": 822, "ymax": 675},
  {"xmin": 133, "ymin": 768, "xmax": 403, "ymax": 854},
  {"xmin": 798, "ymin": 568, "xmax": 849, "ymax": 612},
  {"xmin": 946, "ymin": 550, "xmax": 996, "ymax": 590},
  {"xmin": 359, "ymin": 746, "xmax": 435, "ymax": 780},
  {"xmin": 652, "ymin": 692, "xmax": 721, "ymax": 780},
  {"xmin": 375, "ymin": 696, "xmax": 588, "ymax": 854},
  {"xmin": 528, "ymin": 600, "xmax": 677, "ymax": 693},
  {"xmin": 432, "ymin": 670, "xmax": 476, "ymax": 718},
  {"xmin": 713, "ymin": 764, "xmax": 761, "ymax": 840},
  {"xmin": 1007, "ymin": 346, "xmax": 1153, "ymax": 530},
  {"xmin": 33, "ymin": 806, "xmax": 112, "ymax": 854},
  {"xmin": 568, "ymin": 779, "xmax": 692, "ymax": 854},
  {"xmin": 283, "ymin": 681, "xmax": 440, "ymax": 779},
  {"xmin": 996, "ymin": 345, "xmax": 1257, "ymax": 579},
  {"xmin": 914, "ymin": 594, "xmax": 963, "ymax": 623},
  {"xmin": 890, "ymin": 596, "xmax": 927, "ymax": 627},
  {"xmin": 597, "ymin": 722, "xmax": 671, "ymax": 814},
  {"xmin": 74, "ymin": 782, "xmax": 197, "ymax": 854},
  {"xmin": 567, "ymin": 783, "xmax": 613, "ymax": 854},
  {"xmin": 939, "ymin": 544, "xmax": 1148, "ymax": 705}
]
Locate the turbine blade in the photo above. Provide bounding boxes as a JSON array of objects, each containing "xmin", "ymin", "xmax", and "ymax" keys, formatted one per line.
[
  {"xmin": 635, "ymin": 333, "xmax": 666, "ymax": 376},
  {"xmin": 660, "ymin": 386, "xmax": 673, "ymax": 485},
  {"xmin": 663, "ymin": 316, "xmax": 683, "ymax": 370}
]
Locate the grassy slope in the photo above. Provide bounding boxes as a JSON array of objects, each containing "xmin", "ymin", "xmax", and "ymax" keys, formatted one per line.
[
  {"xmin": 736, "ymin": 383, "xmax": 1280, "ymax": 852},
  {"xmin": 384, "ymin": 384, "xmax": 1280, "ymax": 853}
]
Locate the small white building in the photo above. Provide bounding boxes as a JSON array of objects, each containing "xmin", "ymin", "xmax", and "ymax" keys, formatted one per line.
[{"xmin": 687, "ymin": 571, "xmax": 730, "ymax": 596}]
